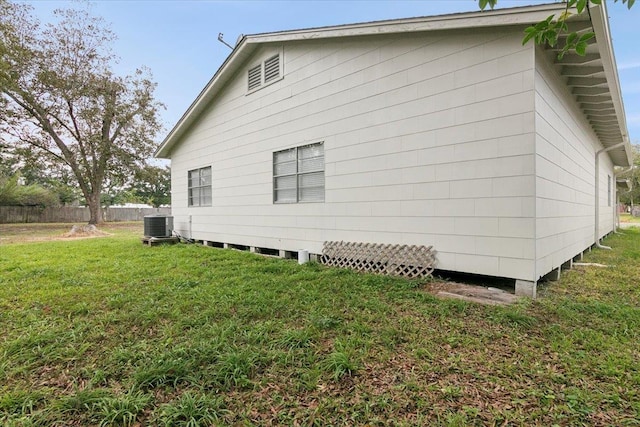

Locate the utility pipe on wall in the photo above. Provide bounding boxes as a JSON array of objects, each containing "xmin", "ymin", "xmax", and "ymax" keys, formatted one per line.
[{"xmin": 595, "ymin": 142, "xmax": 625, "ymax": 250}]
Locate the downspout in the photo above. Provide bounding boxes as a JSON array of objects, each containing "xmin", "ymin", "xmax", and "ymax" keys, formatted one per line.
[{"xmin": 594, "ymin": 142, "xmax": 625, "ymax": 249}]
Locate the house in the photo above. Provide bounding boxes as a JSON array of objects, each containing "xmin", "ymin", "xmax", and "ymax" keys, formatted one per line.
[{"xmin": 155, "ymin": 2, "xmax": 633, "ymax": 297}]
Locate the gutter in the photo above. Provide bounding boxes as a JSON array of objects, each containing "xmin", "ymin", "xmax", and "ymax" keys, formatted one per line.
[{"xmin": 594, "ymin": 142, "xmax": 625, "ymax": 249}]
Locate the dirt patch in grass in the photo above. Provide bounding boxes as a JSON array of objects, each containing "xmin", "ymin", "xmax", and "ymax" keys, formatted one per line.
[
  {"xmin": 620, "ymin": 213, "xmax": 640, "ymax": 223},
  {"xmin": 0, "ymin": 221, "xmax": 141, "ymax": 244},
  {"xmin": 62, "ymin": 224, "xmax": 110, "ymax": 239}
]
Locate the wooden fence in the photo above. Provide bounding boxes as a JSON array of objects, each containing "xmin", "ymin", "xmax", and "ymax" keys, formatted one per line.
[{"xmin": 0, "ymin": 206, "xmax": 171, "ymax": 223}]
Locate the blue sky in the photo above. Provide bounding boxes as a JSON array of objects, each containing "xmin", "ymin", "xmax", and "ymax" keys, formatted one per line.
[{"xmin": 27, "ymin": 0, "xmax": 640, "ymax": 144}]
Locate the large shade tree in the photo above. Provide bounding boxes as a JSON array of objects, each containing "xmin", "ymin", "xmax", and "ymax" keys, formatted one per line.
[
  {"xmin": 130, "ymin": 164, "xmax": 171, "ymax": 208},
  {"xmin": 0, "ymin": 0, "xmax": 163, "ymax": 224},
  {"xmin": 618, "ymin": 144, "xmax": 640, "ymax": 208}
]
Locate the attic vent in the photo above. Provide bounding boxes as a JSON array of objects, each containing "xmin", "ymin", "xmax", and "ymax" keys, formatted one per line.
[
  {"xmin": 264, "ymin": 55, "xmax": 280, "ymax": 83},
  {"xmin": 248, "ymin": 64, "xmax": 262, "ymax": 90},
  {"xmin": 246, "ymin": 50, "xmax": 283, "ymax": 93}
]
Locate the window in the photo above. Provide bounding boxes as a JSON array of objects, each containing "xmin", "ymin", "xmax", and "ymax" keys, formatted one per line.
[
  {"xmin": 607, "ymin": 174, "xmax": 612, "ymax": 207},
  {"xmin": 273, "ymin": 142, "xmax": 324, "ymax": 203},
  {"xmin": 188, "ymin": 166, "xmax": 212, "ymax": 207},
  {"xmin": 247, "ymin": 51, "xmax": 282, "ymax": 92}
]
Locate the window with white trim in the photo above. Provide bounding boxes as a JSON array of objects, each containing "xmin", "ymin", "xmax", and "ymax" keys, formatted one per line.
[
  {"xmin": 273, "ymin": 142, "xmax": 324, "ymax": 203},
  {"xmin": 188, "ymin": 166, "xmax": 212, "ymax": 207},
  {"xmin": 247, "ymin": 51, "xmax": 282, "ymax": 92}
]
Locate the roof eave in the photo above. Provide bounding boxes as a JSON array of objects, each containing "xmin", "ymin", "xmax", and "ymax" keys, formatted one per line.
[
  {"xmin": 248, "ymin": 3, "xmax": 568, "ymax": 43},
  {"xmin": 157, "ymin": 2, "xmax": 630, "ymax": 161},
  {"xmin": 589, "ymin": 2, "xmax": 633, "ymax": 166}
]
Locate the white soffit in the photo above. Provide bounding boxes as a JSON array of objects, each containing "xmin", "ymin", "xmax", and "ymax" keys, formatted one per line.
[{"xmin": 546, "ymin": 2, "xmax": 632, "ymax": 166}]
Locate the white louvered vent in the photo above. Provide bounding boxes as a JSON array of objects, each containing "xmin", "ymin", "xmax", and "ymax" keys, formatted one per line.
[
  {"xmin": 264, "ymin": 54, "xmax": 280, "ymax": 83},
  {"xmin": 248, "ymin": 64, "xmax": 262, "ymax": 90}
]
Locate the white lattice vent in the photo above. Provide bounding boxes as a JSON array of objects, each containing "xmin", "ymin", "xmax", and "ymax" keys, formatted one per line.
[{"xmin": 320, "ymin": 241, "xmax": 437, "ymax": 279}]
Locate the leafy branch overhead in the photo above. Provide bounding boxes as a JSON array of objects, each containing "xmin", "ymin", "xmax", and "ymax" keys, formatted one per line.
[{"xmin": 479, "ymin": 0, "xmax": 635, "ymax": 59}]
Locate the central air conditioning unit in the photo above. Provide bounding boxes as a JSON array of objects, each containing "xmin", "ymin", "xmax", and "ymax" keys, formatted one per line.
[{"xmin": 143, "ymin": 215, "xmax": 174, "ymax": 238}]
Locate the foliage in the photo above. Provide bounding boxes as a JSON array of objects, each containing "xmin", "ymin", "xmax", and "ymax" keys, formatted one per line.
[
  {"xmin": 130, "ymin": 164, "xmax": 171, "ymax": 207},
  {"xmin": 479, "ymin": 0, "xmax": 635, "ymax": 59},
  {"xmin": 0, "ymin": 173, "xmax": 58, "ymax": 207},
  {"xmin": 154, "ymin": 392, "xmax": 225, "ymax": 426},
  {"xmin": 0, "ymin": 141, "xmax": 18, "ymax": 178},
  {"xmin": 1, "ymin": 224, "xmax": 639, "ymax": 424},
  {"xmin": 618, "ymin": 144, "xmax": 640, "ymax": 206},
  {"xmin": 100, "ymin": 189, "xmax": 140, "ymax": 207},
  {"xmin": 0, "ymin": 0, "xmax": 163, "ymax": 224},
  {"xmin": 95, "ymin": 390, "xmax": 151, "ymax": 427}
]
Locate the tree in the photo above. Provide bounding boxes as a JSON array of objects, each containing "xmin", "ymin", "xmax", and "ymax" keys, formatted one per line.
[
  {"xmin": 0, "ymin": 173, "xmax": 59, "ymax": 207},
  {"xmin": 479, "ymin": 0, "xmax": 635, "ymax": 59},
  {"xmin": 618, "ymin": 144, "xmax": 640, "ymax": 208},
  {"xmin": 0, "ymin": 1, "xmax": 163, "ymax": 224},
  {"xmin": 130, "ymin": 165, "xmax": 171, "ymax": 208},
  {"xmin": 1, "ymin": 144, "xmax": 83, "ymax": 205}
]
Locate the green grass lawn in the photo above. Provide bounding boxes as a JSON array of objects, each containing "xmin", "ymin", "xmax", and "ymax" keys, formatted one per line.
[{"xmin": 1, "ymin": 226, "xmax": 639, "ymax": 426}]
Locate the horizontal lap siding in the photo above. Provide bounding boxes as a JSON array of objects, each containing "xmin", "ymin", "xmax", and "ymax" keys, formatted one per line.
[
  {"xmin": 170, "ymin": 28, "xmax": 536, "ymax": 279},
  {"xmin": 534, "ymin": 48, "xmax": 614, "ymax": 279}
]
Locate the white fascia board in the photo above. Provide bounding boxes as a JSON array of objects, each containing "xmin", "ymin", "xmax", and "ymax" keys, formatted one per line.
[
  {"xmin": 248, "ymin": 3, "xmax": 567, "ymax": 43},
  {"xmin": 590, "ymin": 2, "xmax": 633, "ymax": 166}
]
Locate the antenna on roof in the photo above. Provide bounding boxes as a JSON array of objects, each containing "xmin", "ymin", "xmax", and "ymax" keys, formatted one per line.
[{"xmin": 217, "ymin": 33, "xmax": 234, "ymax": 50}]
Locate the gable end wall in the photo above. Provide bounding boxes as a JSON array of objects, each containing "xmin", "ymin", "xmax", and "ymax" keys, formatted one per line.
[{"xmin": 169, "ymin": 28, "xmax": 538, "ymax": 280}]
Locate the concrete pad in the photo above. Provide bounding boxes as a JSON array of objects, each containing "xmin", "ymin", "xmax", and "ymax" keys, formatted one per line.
[{"xmin": 427, "ymin": 282, "xmax": 520, "ymax": 306}]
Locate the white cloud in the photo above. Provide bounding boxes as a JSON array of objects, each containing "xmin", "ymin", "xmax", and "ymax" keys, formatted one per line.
[
  {"xmin": 627, "ymin": 113, "xmax": 640, "ymax": 125},
  {"xmin": 618, "ymin": 61, "xmax": 640, "ymax": 71}
]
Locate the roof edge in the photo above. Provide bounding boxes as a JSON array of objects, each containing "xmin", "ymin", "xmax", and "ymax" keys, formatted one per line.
[
  {"xmin": 154, "ymin": 2, "xmax": 572, "ymax": 159},
  {"xmin": 155, "ymin": 35, "xmax": 252, "ymax": 158},
  {"xmin": 246, "ymin": 3, "xmax": 567, "ymax": 43},
  {"xmin": 590, "ymin": 2, "xmax": 633, "ymax": 166}
]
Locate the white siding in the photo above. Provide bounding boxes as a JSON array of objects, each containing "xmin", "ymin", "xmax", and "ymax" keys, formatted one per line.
[
  {"xmin": 533, "ymin": 48, "xmax": 615, "ymax": 280},
  {"xmin": 170, "ymin": 27, "xmax": 536, "ymax": 279}
]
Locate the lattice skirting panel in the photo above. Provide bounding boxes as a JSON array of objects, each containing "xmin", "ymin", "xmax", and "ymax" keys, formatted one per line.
[{"xmin": 320, "ymin": 241, "xmax": 437, "ymax": 278}]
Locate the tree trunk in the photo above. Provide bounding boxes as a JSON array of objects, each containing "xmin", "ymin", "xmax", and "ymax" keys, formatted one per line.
[{"xmin": 87, "ymin": 192, "xmax": 103, "ymax": 225}]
